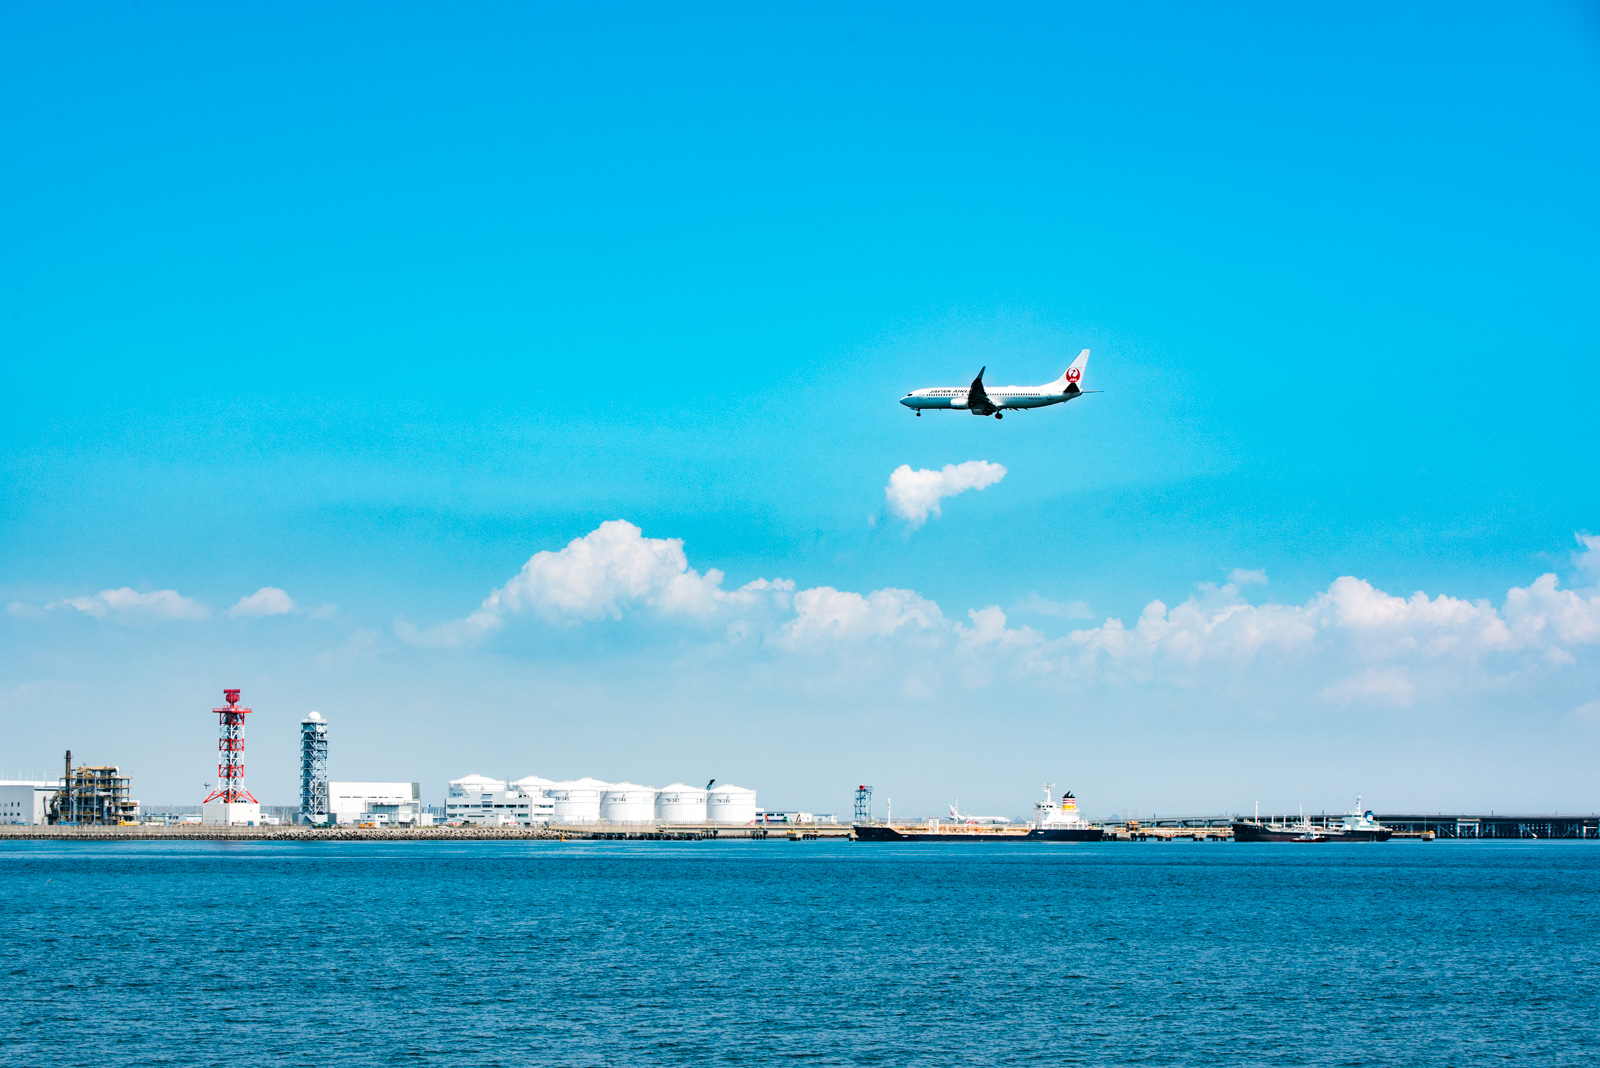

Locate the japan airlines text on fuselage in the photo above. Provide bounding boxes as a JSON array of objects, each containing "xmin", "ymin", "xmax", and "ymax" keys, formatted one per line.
[{"xmin": 900, "ymin": 349, "xmax": 1091, "ymax": 419}]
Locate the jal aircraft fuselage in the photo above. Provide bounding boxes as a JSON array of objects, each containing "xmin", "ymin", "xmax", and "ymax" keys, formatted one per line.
[{"xmin": 901, "ymin": 349, "xmax": 1091, "ymax": 419}]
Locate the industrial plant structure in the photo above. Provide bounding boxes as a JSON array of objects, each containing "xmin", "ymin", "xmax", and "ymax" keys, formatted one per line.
[
  {"xmin": 46, "ymin": 750, "xmax": 139, "ymax": 825},
  {"xmin": 445, "ymin": 774, "xmax": 761, "ymax": 827}
]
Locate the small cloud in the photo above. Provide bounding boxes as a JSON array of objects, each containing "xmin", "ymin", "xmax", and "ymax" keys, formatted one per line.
[
  {"xmin": 309, "ymin": 603, "xmax": 338, "ymax": 620},
  {"xmin": 228, "ymin": 587, "xmax": 296, "ymax": 618},
  {"xmin": 49, "ymin": 588, "xmax": 210, "ymax": 622},
  {"xmin": 315, "ymin": 628, "xmax": 380, "ymax": 667},
  {"xmin": 1575, "ymin": 533, "xmax": 1600, "ymax": 584},
  {"xmin": 1015, "ymin": 593, "xmax": 1094, "ymax": 620},
  {"xmin": 6, "ymin": 601, "xmax": 42, "ymax": 618},
  {"xmin": 1575, "ymin": 699, "xmax": 1600, "ymax": 722},
  {"xmin": 1229, "ymin": 568, "xmax": 1268, "ymax": 587},
  {"xmin": 885, "ymin": 461, "xmax": 1007, "ymax": 527},
  {"xmin": 1320, "ymin": 667, "xmax": 1415, "ymax": 707}
]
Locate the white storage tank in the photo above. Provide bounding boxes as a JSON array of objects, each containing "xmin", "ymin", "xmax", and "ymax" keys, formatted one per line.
[
  {"xmin": 548, "ymin": 777, "xmax": 610, "ymax": 822},
  {"xmin": 655, "ymin": 783, "xmax": 708, "ymax": 823},
  {"xmin": 600, "ymin": 783, "xmax": 658, "ymax": 823},
  {"xmin": 510, "ymin": 775, "xmax": 554, "ymax": 797},
  {"xmin": 707, "ymin": 784, "xmax": 757, "ymax": 825},
  {"xmin": 447, "ymin": 773, "xmax": 508, "ymax": 796}
]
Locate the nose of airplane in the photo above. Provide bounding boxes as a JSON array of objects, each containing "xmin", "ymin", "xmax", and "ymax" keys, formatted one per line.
[{"xmin": 899, "ymin": 396, "xmax": 914, "ymax": 407}]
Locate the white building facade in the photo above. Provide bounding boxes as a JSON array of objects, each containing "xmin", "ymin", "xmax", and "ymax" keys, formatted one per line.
[
  {"xmin": 0, "ymin": 781, "xmax": 58, "ymax": 825},
  {"xmin": 329, "ymin": 782, "xmax": 426, "ymax": 826},
  {"xmin": 446, "ymin": 775, "xmax": 534, "ymax": 826}
]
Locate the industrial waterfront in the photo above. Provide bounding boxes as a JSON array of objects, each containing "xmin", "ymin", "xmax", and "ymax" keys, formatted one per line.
[{"xmin": 6, "ymin": 687, "xmax": 1595, "ymax": 845}]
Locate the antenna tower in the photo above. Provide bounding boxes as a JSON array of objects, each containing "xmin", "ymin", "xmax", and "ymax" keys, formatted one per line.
[{"xmin": 203, "ymin": 689, "xmax": 257, "ymax": 805}]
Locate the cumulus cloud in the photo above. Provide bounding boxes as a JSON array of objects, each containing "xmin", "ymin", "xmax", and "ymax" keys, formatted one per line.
[
  {"xmin": 1228, "ymin": 568, "xmax": 1268, "ymax": 586},
  {"xmin": 228, "ymin": 587, "xmax": 296, "ymax": 618},
  {"xmin": 783, "ymin": 587, "xmax": 945, "ymax": 646},
  {"xmin": 885, "ymin": 461, "xmax": 1007, "ymax": 527},
  {"xmin": 407, "ymin": 520, "xmax": 1600, "ymax": 712},
  {"xmin": 49, "ymin": 588, "xmax": 209, "ymax": 622},
  {"xmin": 400, "ymin": 520, "xmax": 792, "ymax": 646}
]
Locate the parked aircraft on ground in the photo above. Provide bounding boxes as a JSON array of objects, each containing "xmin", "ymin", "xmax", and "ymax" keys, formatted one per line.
[
  {"xmin": 900, "ymin": 349, "xmax": 1093, "ymax": 418},
  {"xmin": 949, "ymin": 802, "xmax": 1012, "ymax": 826}
]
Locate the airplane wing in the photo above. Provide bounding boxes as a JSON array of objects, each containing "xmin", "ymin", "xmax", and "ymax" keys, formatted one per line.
[{"xmin": 967, "ymin": 367, "xmax": 997, "ymax": 415}]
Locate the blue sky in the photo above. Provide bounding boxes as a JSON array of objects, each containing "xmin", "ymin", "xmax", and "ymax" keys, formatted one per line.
[{"xmin": 3, "ymin": 4, "xmax": 1598, "ymax": 816}]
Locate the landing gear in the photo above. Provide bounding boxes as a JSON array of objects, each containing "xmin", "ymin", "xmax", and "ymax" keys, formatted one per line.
[
  {"xmin": 915, "ymin": 410, "xmax": 921, "ymax": 417},
  {"xmin": 994, "ymin": 412, "xmax": 1003, "ymax": 420}
]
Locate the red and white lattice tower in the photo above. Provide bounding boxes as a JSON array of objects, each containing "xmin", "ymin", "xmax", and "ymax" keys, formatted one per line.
[{"xmin": 203, "ymin": 688, "xmax": 258, "ymax": 805}]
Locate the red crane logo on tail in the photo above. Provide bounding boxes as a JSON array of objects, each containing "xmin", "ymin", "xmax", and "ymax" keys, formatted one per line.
[{"xmin": 1066, "ymin": 367, "xmax": 1081, "ymax": 384}]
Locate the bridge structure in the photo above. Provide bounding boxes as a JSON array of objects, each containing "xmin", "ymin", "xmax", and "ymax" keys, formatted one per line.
[
  {"xmin": 1374, "ymin": 814, "xmax": 1598, "ymax": 839},
  {"xmin": 1098, "ymin": 813, "xmax": 1599, "ymax": 839}
]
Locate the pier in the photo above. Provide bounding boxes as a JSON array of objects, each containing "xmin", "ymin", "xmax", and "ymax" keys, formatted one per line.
[{"xmin": 6, "ymin": 815, "xmax": 1596, "ymax": 843}]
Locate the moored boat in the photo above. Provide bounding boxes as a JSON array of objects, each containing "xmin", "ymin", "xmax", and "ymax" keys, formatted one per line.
[
  {"xmin": 1232, "ymin": 797, "xmax": 1392, "ymax": 842},
  {"xmin": 854, "ymin": 785, "xmax": 1105, "ymax": 842}
]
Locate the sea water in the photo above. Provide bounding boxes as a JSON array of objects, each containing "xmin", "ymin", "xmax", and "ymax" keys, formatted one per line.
[{"xmin": 1, "ymin": 839, "xmax": 1595, "ymax": 1066}]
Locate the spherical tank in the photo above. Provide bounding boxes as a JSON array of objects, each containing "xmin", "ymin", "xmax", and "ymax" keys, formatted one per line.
[
  {"xmin": 654, "ymin": 784, "xmax": 708, "ymax": 822},
  {"xmin": 706, "ymin": 784, "xmax": 757, "ymax": 824},
  {"xmin": 548, "ymin": 777, "xmax": 609, "ymax": 822},
  {"xmin": 599, "ymin": 783, "xmax": 657, "ymax": 822}
]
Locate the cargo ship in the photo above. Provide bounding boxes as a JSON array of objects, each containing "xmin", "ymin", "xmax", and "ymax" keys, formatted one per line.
[
  {"xmin": 854, "ymin": 785, "xmax": 1104, "ymax": 842},
  {"xmin": 1231, "ymin": 797, "xmax": 1393, "ymax": 843}
]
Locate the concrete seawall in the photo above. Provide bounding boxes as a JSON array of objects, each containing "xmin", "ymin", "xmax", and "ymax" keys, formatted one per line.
[{"xmin": 0, "ymin": 824, "xmax": 850, "ymax": 842}]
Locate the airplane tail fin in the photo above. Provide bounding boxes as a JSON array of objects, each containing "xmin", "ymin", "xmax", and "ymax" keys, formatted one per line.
[{"xmin": 1051, "ymin": 349, "xmax": 1089, "ymax": 394}]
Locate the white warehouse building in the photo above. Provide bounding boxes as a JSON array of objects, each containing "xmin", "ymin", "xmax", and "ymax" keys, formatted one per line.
[
  {"xmin": 329, "ymin": 782, "xmax": 427, "ymax": 826},
  {"xmin": 446, "ymin": 774, "xmax": 531, "ymax": 826},
  {"xmin": 0, "ymin": 780, "xmax": 58, "ymax": 825}
]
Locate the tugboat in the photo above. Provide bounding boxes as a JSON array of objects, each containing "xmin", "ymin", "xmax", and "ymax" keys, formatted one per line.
[
  {"xmin": 1232, "ymin": 796, "xmax": 1393, "ymax": 843},
  {"xmin": 854, "ymin": 785, "xmax": 1104, "ymax": 842}
]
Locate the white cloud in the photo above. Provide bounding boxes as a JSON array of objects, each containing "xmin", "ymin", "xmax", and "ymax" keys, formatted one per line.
[
  {"xmin": 1320, "ymin": 667, "xmax": 1417, "ymax": 707},
  {"xmin": 1575, "ymin": 533, "xmax": 1600, "ymax": 582},
  {"xmin": 1575, "ymin": 699, "xmax": 1600, "ymax": 722},
  {"xmin": 1015, "ymin": 593, "xmax": 1094, "ymax": 620},
  {"xmin": 885, "ymin": 461, "xmax": 1007, "ymax": 527},
  {"xmin": 408, "ymin": 520, "xmax": 1600, "ymax": 711},
  {"xmin": 49, "ymin": 588, "xmax": 209, "ymax": 622},
  {"xmin": 1228, "ymin": 568, "xmax": 1268, "ymax": 586},
  {"xmin": 401, "ymin": 520, "xmax": 793, "ymax": 647},
  {"xmin": 783, "ymin": 587, "xmax": 944, "ymax": 646},
  {"xmin": 228, "ymin": 587, "xmax": 296, "ymax": 618}
]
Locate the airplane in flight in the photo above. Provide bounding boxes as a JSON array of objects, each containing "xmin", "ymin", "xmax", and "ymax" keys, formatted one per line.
[{"xmin": 900, "ymin": 349, "xmax": 1093, "ymax": 418}]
